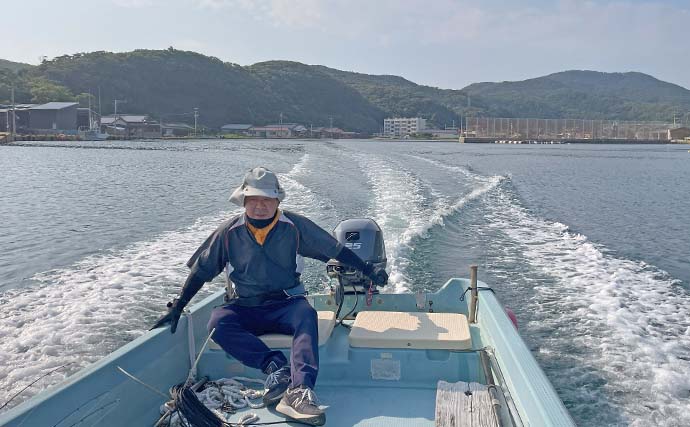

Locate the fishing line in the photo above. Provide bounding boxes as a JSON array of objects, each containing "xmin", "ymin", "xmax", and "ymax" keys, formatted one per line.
[
  {"xmin": 116, "ymin": 366, "xmax": 169, "ymax": 399},
  {"xmin": 0, "ymin": 362, "xmax": 74, "ymax": 411}
]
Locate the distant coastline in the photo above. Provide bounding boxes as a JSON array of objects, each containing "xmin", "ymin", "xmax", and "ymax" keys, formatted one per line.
[{"xmin": 2, "ymin": 49, "xmax": 689, "ymax": 137}]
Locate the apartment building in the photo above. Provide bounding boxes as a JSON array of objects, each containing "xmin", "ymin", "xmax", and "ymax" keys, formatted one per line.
[{"xmin": 383, "ymin": 117, "xmax": 427, "ymax": 138}]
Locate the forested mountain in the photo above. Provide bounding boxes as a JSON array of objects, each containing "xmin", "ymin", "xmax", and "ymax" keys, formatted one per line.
[
  {"xmin": 315, "ymin": 65, "xmax": 476, "ymax": 127},
  {"xmin": 1, "ymin": 50, "xmax": 386, "ymax": 132},
  {"xmin": 463, "ymin": 71, "xmax": 690, "ymax": 121},
  {"xmin": 1, "ymin": 49, "xmax": 688, "ymax": 133},
  {"xmin": 248, "ymin": 61, "xmax": 385, "ymax": 132},
  {"xmin": 0, "ymin": 59, "xmax": 33, "ymax": 73},
  {"xmin": 34, "ymin": 50, "xmax": 286, "ymax": 128}
]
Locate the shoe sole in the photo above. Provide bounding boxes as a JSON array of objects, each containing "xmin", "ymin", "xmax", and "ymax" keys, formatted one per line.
[{"xmin": 275, "ymin": 401, "xmax": 326, "ymax": 426}]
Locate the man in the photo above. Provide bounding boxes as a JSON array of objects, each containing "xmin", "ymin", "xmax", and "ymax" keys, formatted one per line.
[{"xmin": 153, "ymin": 166, "xmax": 388, "ymax": 426}]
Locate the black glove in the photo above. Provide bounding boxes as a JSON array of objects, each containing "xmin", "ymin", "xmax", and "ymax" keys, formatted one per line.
[
  {"xmin": 150, "ymin": 299, "xmax": 185, "ymax": 333},
  {"xmin": 363, "ymin": 262, "xmax": 388, "ymax": 286}
]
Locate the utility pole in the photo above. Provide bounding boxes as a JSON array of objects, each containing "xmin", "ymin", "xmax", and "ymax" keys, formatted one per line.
[
  {"xmin": 87, "ymin": 91, "xmax": 93, "ymax": 129},
  {"xmin": 114, "ymin": 99, "xmax": 126, "ymax": 117},
  {"xmin": 11, "ymin": 86, "xmax": 16, "ymax": 141},
  {"xmin": 194, "ymin": 108, "xmax": 199, "ymax": 136}
]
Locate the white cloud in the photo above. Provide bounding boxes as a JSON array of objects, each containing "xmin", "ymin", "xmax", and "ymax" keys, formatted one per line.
[
  {"xmin": 191, "ymin": 0, "xmax": 688, "ymax": 50},
  {"xmin": 4, "ymin": 0, "xmax": 689, "ymax": 89},
  {"xmin": 184, "ymin": 0, "xmax": 689, "ymax": 89},
  {"xmin": 195, "ymin": 0, "xmax": 258, "ymax": 10},
  {"xmin": 112, "ymin": 0, "xmax": 156, "ymax": 8},
  {"xmin": 193, "ymin": 0, "xmax": 323, "ymax": 28},
  {"xmin": 173, "ymin": 39, "xmax": 208, "ymax": 52},
  {"xmin": 267, "ymin": 0, "xmax": 324, "ymax": 28}
]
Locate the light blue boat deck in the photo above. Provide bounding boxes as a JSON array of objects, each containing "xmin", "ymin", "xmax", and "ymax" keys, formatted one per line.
[
  {"xmin": 0, "ymin": 279, "xmax": 575, "ymax": 426},
  {"xmin": 201, "ymin": 322, "xmax": 478, "ymax": 426}
]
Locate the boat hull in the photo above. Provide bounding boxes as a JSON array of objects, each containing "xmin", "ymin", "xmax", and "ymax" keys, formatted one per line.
[{"xmin": 0, "ymin": 279, "xmax": 575, "ymax": 426}]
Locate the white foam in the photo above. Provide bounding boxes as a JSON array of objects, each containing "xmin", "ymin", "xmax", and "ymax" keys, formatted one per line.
[
  {"xmin": 483, "ymin": 187, "xmax": 690, "ymax": 426},
  {"xmin": 405, "ymin": 154, "xmax": 477, "ymax": 181},
  {"xmin": 0, "ymin": 210, "xmax": 235, "ymax": 410},
  {"xmin": 0, "ymin": 154, "xmax": 327, "ymax": 411},
  {"xmin": 358, "ymin": 155, "xmax": 503, "ymax": 293},
  {"xmin": 279, "ymin": 154, "xmax": 336, "ymax": 221}
]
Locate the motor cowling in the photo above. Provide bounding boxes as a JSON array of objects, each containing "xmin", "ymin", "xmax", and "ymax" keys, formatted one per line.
[{"xmin": 327, "ymin": 218, "xmax": 387, "ymax": 293}]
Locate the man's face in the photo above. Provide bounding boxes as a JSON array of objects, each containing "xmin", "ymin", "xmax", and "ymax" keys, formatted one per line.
[{"xmin": 244, "ymin": 196, "xmax": 280, "ymax": 219}]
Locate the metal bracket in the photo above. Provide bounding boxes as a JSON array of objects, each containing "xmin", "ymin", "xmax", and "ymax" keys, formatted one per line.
[{"xmin": 415, "ymin": 291, "xmax": 426, "ymax": 310}]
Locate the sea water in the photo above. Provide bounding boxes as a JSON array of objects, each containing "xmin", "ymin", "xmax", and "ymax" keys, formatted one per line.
[{"xmin": 0, "ymin": 139, "xmax": 688, "ymax": 426}]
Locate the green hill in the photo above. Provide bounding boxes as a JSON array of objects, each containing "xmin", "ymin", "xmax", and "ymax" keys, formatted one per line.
[
  {"xmin": 6, "ymin": 50, "xmax": 386, "ymax": 132},
  {"xmin": 462, "ymin": 70, "xmax": 690, "ymax": 121},
  {"xmin": 2, "ymin": 50, "xmax": 689, "ymax": 132},
  {"xmin": 315, "ymin": 66, "xmax": 475, "ymax": 127},
  {"xmin": 33, "ymin": 49, "xmax": 285, "ymax": 127},
  {"xmin": 248, "ymin": 61, "xmax": 385, "ymax": 132},
  {"xmin": 0, "ymin": 59, "xmax": 33, "ymax": 73}
]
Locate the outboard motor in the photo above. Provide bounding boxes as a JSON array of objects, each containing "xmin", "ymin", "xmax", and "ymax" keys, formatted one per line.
[{"xmin": 327, "ymin": 218, "xmax": 387, "ymax": 296}]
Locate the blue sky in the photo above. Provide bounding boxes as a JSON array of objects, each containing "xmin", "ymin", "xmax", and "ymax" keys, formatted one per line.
[{"xmin": 4, "ymin": 0, "xmax": 690, "ymax": 90}]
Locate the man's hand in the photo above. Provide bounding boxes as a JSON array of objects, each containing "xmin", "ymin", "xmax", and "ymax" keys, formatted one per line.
[
  {"xmin": 364, "ymin": 263, "xmax": 389, "ymax": 286},
  {"xmin": 150, "ymin": 299, "xmax": 184, "ymax": 333}
]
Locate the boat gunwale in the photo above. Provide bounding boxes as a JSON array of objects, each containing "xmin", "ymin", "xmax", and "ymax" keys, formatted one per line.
[{"xmin": 0, "ymin": 279, "xmax": 575, "ymax": 426}]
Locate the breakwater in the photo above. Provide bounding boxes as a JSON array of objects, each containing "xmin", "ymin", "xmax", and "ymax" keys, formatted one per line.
[{"xmin": 460, "ymin": 136, "xmax": 682, "ymax": 144}]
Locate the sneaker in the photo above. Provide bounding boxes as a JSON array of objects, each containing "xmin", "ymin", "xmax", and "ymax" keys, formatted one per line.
[
  {"xmin": 276, "ymin": 385, "xmax": 326, "ymax": 426},
  {"xmin": 263, "ymin": 363, "xmax": 291, "ymax": 406}
]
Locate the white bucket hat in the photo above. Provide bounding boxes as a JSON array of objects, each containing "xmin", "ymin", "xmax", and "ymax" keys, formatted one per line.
[{"xmin": 229, "ymin": 166, "xmax": 285, "ymax": 206}]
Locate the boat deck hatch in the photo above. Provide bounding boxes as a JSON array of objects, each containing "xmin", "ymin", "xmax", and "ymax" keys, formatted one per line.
[{"xmin": 348, "ymin": 311, "xmax": 472, "ymax": 350}]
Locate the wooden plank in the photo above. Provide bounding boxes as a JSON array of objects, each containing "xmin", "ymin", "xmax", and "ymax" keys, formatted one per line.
[{"xmin": 435, "ymin": 380, "xmax": 498, "ymax": 427}]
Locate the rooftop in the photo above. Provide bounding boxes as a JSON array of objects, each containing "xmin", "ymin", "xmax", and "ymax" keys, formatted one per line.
[
  {"xmin": 221, "ymin": 124, "xmax": 253, "ymax": 130},
  {"xmin": 100, "ymin": 115, "xmax": 150, "ymax": 124},
  {"xmin": 31, "ymin": 102, "xmax": 79, "ymax": 110},
  {"xmin": 163, "ymin": 122, "xmax": 194, "ymax": 130}
]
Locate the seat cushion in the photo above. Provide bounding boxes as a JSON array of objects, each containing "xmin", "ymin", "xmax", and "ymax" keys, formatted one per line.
[
  {"xmin": 348, "ymin": 311, "xmax": 472, "ymax": 350},
  {"xmin": 209, "ymin": 310, "xmax": 336, "ymax": 350}
]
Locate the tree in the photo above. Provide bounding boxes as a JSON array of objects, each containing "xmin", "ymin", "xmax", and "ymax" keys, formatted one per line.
[{"xmin": 27, "ymin": 78, "xmax": 74, "ymax": 103}]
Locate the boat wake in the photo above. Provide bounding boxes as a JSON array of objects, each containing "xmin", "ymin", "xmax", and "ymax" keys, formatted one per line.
[
  {"xmin": 479, "ymin": 180, "xmax": 690, "ymax": 426},
  {"xmin": 4, "ymin": 144, "xmax": 687, "ymax": 426},
  {"xmin": 0, "ymin": 209, "xmax": 234, "ymax": 412},
  {"xmin": 357, "ymin": 154, "xmax": 504, "ymax": 293},
  {"xmin": 412, "ymin": 154, "xmax": 690, "ymax": 426},
  {"xmin": 0, "ymin": 155, "xmax": 322, "ymax": 413},
  {"xmin": 279, "ymin": 154, "xmax": 337, "ymax": 223}
]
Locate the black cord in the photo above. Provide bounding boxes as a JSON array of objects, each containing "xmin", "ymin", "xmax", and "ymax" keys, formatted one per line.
[
  {"xmin": 172, "ymin": 384, "xmax": 221, "ymax": 427},
  {"xmin": 169, "ymin": 382, "xmax": 314, "ymax": 426},
  {"xmin": 334, "ymin": 277, "xmax": 345, "ymax": 320},
  {"xmin": 337, "ymin": 283, "xmax": 359, "ymax": 329},
  {"xmin": 459, "ymin": 286, "xmax": 495, "ymax": 301}
]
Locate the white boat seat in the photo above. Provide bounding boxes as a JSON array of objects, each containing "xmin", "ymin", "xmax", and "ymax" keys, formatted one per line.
[
  {"xmin": 348, "ymin": 311, "xmax": 472, "ymax": 350},
  {"xmin": 208, "ymin": 310, "xmax": 337, "ymax": 350}
]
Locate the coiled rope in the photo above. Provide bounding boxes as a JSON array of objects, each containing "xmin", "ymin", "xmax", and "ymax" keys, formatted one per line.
[{"xmin": 160, "ymin": 378, "xmax": 267, "ymax": 427}]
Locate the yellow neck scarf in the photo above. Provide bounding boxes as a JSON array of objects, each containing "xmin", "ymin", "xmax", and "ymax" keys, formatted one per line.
[{"xmin": 245, "ymin": 210, "xmax": 281, "ymax": 246}]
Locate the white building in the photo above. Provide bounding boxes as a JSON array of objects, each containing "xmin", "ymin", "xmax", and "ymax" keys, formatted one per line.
[{"xmin": 383, "ymin": 117, "xmax": 427, "ymax": 138}]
